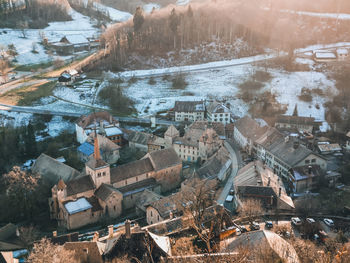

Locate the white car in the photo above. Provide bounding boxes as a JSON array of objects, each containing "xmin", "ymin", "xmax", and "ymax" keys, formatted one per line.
[
  {"xmin": 306, "ymin": 218, "xmax": 315, "ymax": 224},
  {"xmin": 323, "ymin": 218, "xmax": 334, "ymax": 227},
  {"xmin": 291, "ymin": 217, "xmax": 302, "ymax": 226},
  {"xmin": 225, "ymin": 195, "xmax": 234, "ymax": 202}
]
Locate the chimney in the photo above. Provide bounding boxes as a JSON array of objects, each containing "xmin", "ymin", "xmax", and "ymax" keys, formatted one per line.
[
  {"xmin": 279, "ymin": 187, "xmax": 281, "ymax": 197},
  {"xmin": 308, "ymin": 166, "xmax": 312, "ymax": 175},
  {"xmin": 100, "ymin": 120, "xmax": 104, "ymax": 129},
  {"xmin": 293, "ymin": 141, "xmax": 299, "ymax": 149},
  {"xmin": 285, "ymin": 136, "xmax": 289, "ymax": 143},
  {"xmin": 108, "ymin": 225, "xmax": 114, "ymax": 238},
  {"xmin": 52, "ymin": 231, "xmax": 57, "ymax": 237},
  {"xmin": 109, "ymin": 114, "xmax": 113, "ymax": 124},
  {"xmin": 125, "ymin": 220, "xmax": 131, "ymax": 239},
  {"xmin": 92, "ymin": 231, "xmax": 99, "ymax": 242},
  {"xmin": 16, "ymin": 228, "xmax": 20, "ymax": 237}
]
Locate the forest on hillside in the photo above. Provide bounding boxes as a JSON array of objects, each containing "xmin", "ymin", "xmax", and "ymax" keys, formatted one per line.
[
  {"xmin": 0, "ymin": 0, "xmax": 71, "ymax": 28},
  {"xmin": 97, "ymin": 0, "xmax": 350, "ymax": 71}
]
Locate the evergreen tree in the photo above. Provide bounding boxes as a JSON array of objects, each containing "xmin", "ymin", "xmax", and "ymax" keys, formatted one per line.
[
  {"xmin": 293, "ymin": 104, "xmax": 298, "ymax": 116},
  {"xmin": 133, "ymin": 6, "xmax": 144, "ymax": 32},
  {"xmin": 169, "ymin": 8, "xmax": 180, "ymax": 49},
  {"xmin": 25, "ymin": 122, "xmax": 37, "ymax": 158}
]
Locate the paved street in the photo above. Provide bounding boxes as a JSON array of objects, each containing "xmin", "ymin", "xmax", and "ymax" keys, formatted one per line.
[{"xmin": 217, "ymin": 140, "xmax": 242, "ymax": 205}]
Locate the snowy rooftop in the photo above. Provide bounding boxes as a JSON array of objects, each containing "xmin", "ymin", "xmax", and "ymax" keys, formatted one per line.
[
  {"xmin": 62, "ymin": 35, "xmax": 89, "ymax": 45},
  {"xmin": 105, "ymin": 127, "xmax": 123, "ymax": 137},
  {"xmin": 337, "ymin": 48, "xmax": 348, "ymax": 55},
  {"xmin": 64, "ymin": 198, "xmax": 92, "ymax": 215},
  {"xmin": 315, "ymin": 52, "xmax": 336, "ymax": 59}
]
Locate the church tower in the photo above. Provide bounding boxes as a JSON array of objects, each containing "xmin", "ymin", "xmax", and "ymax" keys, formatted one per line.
[{"xmin": 85, "ymin": 134, "xmax": 111, "ymax": 188}]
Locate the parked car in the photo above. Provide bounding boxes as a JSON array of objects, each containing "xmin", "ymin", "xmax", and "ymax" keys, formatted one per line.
[
  {"xmin": 306, "ymin": 218, "xmax": 316, "ymax": 224},
  {"xmin": 225, "ymin": 195, "xmax": 234, "ymax": 203},
  {"xmin": 265, "ymin": 221, "xmax": 273, "ymax": 228},
  {"xmin": 239, "ymin": 225, "xmax": 248, "ymax": 233},
  {"xmin": 291, "ymin": 217, "xmax": 302, "ymax": 226},
  {"xmin": 250, "ymin": 222, "xmax": 260, "ymax": 230},
  {"xmin": 323, "ymin": 218, "xmax": 334, "ymax": 227}
]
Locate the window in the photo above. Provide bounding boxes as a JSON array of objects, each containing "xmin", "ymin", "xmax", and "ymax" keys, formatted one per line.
[
  {"xmin": 103, "ymin": 172, "xmax": 106, "ymax": 176},
  {"xmin": 157, "ymin": 215, "xmax": 160, "ymax": 221},
  {"xmin": 311, "ymin": 159, "xmax": 316, "ymax": 163},
  {"xmin": 92, "ymin": 212, "xmax": 94, "ymax": 217},
  {"xmin": 114, "ymin": 206, "xmax": 116, "ymax": 211},
  {"xmin": 130, "ymin": 195, "xmax": 133, "ymax": 199},
  {"xmin": 125, "ymin": 180, "xmax": 127, "ymax": 186},
  {"xmin": 151, "ymin": 211, "xmax": 153, "ymax": 216},
  {"xmin": 305, "ymin": 160, "xmax": 310, "ymax": 164},
  {"xmin": 98, "ymin": 173, "xmax": 101, "ymax": 177},
  {"xmin": 136, "ymin": 176, "xmax": 138, "ymax": 182}
]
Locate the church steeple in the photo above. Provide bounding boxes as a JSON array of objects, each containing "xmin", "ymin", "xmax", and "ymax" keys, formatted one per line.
[{"xmin": 293, "ymin": 104, "xmax": 298, "ymax": 116}]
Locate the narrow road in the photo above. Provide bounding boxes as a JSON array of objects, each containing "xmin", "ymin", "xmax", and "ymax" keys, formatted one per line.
[
  {"xmin": 217, "ymin": 140, "xmax": 242, "ymax": 205},
  {"xmin": 0, "ymin": 103, "xmax": 178, "ymax": 126}
]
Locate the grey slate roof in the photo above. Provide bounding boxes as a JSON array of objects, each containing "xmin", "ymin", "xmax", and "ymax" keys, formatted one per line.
[
  {"xmin": 32, "ymin": 153, "xmax": 80, "ymax": 184},
  {"xmin": 174, "ymin": 101, "xmax": 205, "ymax": 112},
  {"xmin": 147, "ymin": 148, "xmax": 181, "ymax": 171},
  {"xmin": 95, "ymin": 184, "xmax": 122, "ymax": 202},
  {"xmin": 234, "ymin": 116, "xmax": 269, "ymax": 143},
  {"xmin": 66, "ymin": 175, "xmax": 95, "ymax": 196},
  {"xmin": 110, "ymin": 158, "xmax": 154, "ymax": 183},
  {"xmin": 128, "ymin": 131, "xmax": 151, "ymax": 145}
]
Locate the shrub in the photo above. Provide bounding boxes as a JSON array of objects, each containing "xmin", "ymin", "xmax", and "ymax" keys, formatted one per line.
[
  {"xmin": 254, "ymin": 70, "xmax": 272, "ymax": 82},
  {"xmin": 148, "ymin": 77, "xmax": 156, "ymax": 85},
  {"xmin": 239, "ymin": 80, "xmax": 263, "ymax": 91},
  {"xmin": 298, "ymin": 88, "xmax": 313, "ymax": 102},
  {"xmin": 172, "ymin": 74, "xmax": 188, "ymax": 89},
  {"xmin": 128, "ymin": 76, "xmax": 138, "ymax": 84}
]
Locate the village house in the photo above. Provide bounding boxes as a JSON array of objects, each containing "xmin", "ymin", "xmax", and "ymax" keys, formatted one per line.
[
  {"xmin": 78, "ymin": 133, "xmax": 120, "ymax": 164},
  {"xmin": 220, "ymin": 230, "xmax": 300, "ymax": 263},
  {"xmin": 206, "ymin": 100, "xmax": 231, "ymax": 125},
  {"xmin": 234, "ymin": 161, "xmax": 295, "ymax": 212},
  {"xmin": 313, "ymin": 51, "xmax": 337, "ymax": 62},
  {"xmin": 289, "ymin": 165, "xmax": 323, "ymax": 193},
  {"xmin": 31, "ymin": 153, "xmax": 81, "ymax": 184},
  {"xmin": 255, "ymin": 128, "xmax": 327, "ymax": 180},
  {"xmin": 146, "ymin": 192, "xmax": 182, "ymax": 225},
  {"xmin": 76, "ymin": 112, "xmax": 122, "ymax": 145},
  {"xmin": 186, "ymin": 121, "xmax": 229, "ymax": 139},
  {"xmin": 166, "ymin": 124, "xmax": 223, "ymax": 163},
  {"xmin": 233, "ymin": 116, "xmax": 269, "ymax": 155},
  {"xmin": 196, "ymin": 146, "xmax": 232, "ymax": 181},
  {"xmin": 135, "ymin": 190, "xmax": 163, "ymax": 217},
  {"xmin": 125, "ymin": 130, "xmax": 167, "ymax": 152},
  {"xmin": 50, "ymin": 35, "xmax": 90, "ymax": 55},
  {"xmin": 174, "ymin": 101, "xmax": 205, "ymax": 122},
  {"xmin": 317, "ymin": 143, "xmax": 342, "ymax": 155},
  {"xmin": 0, "ymin": 223, "xmax": 28, "ymax": 263},
  {"xmin": 337, "ymin": 48, "xmax": 349, "ymax": 60},
  {"xmin": 275, "ymin": 115, "xmax": 321, "ymax": 133}
]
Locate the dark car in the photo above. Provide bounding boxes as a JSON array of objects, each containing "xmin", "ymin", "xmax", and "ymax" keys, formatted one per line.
[
  {"xmin": 239, "ymin": 225, "xmax": 248, "ymax": 233},
  {"xmin": 265, "ymin": 221, "xmax": 273, "ymax": 228}
]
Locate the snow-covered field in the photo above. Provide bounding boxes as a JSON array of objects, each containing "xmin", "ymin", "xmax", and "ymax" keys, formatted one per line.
[
  {"xmin": 176, "ymin": 0, "xmax": 191, "ymax": 6},
  {"xmin": 0, "ymin": 9, "xmax": 99, "ymax": 65},
  {"xmin": 81, "ymin": 0, "xmax": 132, "ymax": 22},
  {"xmin": 282, "ymin": 9, "xmax": 350, "ymax": 20}
]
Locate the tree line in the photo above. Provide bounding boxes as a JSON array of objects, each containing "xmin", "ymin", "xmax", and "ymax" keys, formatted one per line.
[
  {"xmin": 0, "ymin": 0, "xmax": 71, "ymax": 28},
  {"xmin": 98, "ymin": 0, "xmax": 350, "ymax": 71}
]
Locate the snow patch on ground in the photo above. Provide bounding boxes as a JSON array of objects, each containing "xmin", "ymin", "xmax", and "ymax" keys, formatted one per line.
[
  {"xmin": 46, "ymin": 115, "xmax": 75, "ymax": 137},
  {"xmin": 282, "ymin": 9, "xmax": 350, "ymax": 20},
  {"xmin": 266, "ymin": 70, "xmax": 336, "ymax": 131},
  {"xmin": 88, "ymin": 1, "xmax": 132, "ymax": 22},
  {"xmin": 176, "ymin": 0, "xmax": 191, "ymax": 6},
  {"xmin": 0, "ymin": 9, "xmax": 99, "ymax": 65},
  {"xmin": 143, "ymin": 3, "xmax": 160, "ymax": 13}
]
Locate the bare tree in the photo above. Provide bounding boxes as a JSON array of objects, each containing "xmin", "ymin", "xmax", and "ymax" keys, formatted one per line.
[
  {"xmin": 238, "ymin": 198, "xmax": 264, "ymax": 224},
  {"xmin": 27, "ymin": 238, "xmax": 78, "ymax": 263},
  {"xmin": 177, "ymin": 178, "xmax": 221, "ymax": 253}
]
